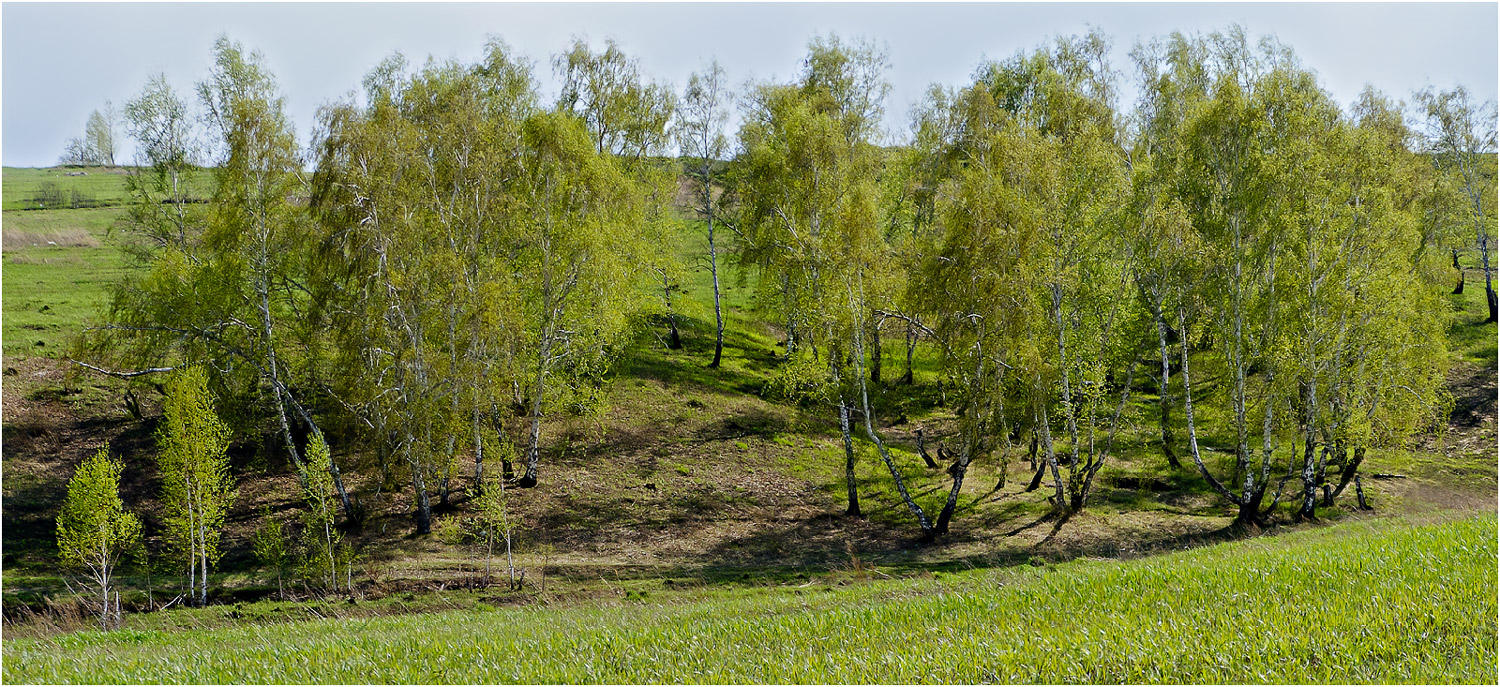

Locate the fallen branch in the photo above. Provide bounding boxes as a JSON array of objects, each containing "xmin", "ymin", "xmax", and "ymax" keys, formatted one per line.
[{"xmin": 68, "ymin": 359, "xmax": 178, "ymax": 379}]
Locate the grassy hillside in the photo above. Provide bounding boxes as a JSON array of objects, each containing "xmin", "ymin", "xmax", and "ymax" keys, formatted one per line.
[
  {"xmin": 1, "ymin": 167, "xmax": 211, "ymax": 211},
  {"xmin": 3, "ymin": 208, "xmax": 131, "ymax": 357},
  {"xmin": 2, "ymin": 167, "xmax": 1496, "ymax": 682},
  {"xmin": 5, "ymin": 514, "xmax": 1494, "ymax": 683}
]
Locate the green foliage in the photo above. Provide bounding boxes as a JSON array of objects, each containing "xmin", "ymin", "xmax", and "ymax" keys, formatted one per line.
[
  {"xmin": 56, "ymin": 443, "xmax": 142, "ymax": 627},
  {"xmin": 432, "ymin": 517, "xmax": 468, "ymax": 547},
  {"xmin": 249, "ymin": 507, "xmax": 292, "ymax": 597},
  {"xmin": 309, "ymin": 37, "xmax": 654, "ymax": 501},
  {"xmin": 8, "ymin": 516, "xmax": 1494, "ymax": 683},
  {"xmin": 297, "ymin": 434, "xmax": 344, "ymax": 591},
  {"xmin": 156, "ymin": 366, "xmax": 236, "ymax": 604},
  {"xmin": 909, "ymin": 30, "xmax": 1133, "ymax": 513}
]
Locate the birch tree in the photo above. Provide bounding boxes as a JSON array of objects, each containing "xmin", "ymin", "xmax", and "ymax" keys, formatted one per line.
[
  {"xmin": 1417, "ymin": 86, "xmax": 1499, "ymax": 323},
  {"xmin": 56, "ymin": 444, "xmax": 142, "ymax": 628},
  {"xmin": 737, "ymin": 35, "xmax": 938, "ymax": 533},
  {"xmin": 156, "ymin": 366, "xmax": 236, "ymax": 607},
  {"xmin": 83, "ymin": 37, "xmax": 354, "ymax": 519},
  {"xmin": 676, "ymin": 61, "xmax": 734, "ymax": 367},
  {"xmin": 913, "ymin": 33, "xmax": 1137, "ymax": 520}
]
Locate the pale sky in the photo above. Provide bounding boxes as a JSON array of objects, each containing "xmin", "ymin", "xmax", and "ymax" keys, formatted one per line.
[{"xmin": 3, "ymin": 2, "xmax": 1496, "ymax": 167}]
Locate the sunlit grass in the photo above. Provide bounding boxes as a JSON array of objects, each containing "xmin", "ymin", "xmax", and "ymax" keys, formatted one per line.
[{"xmin": 5, "ymin": 514, "xmax": 1493, "ymax": 684}]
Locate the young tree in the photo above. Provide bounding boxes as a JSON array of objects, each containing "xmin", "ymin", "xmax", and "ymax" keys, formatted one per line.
[
  {"xmin": 677, "ymin": 60, "xmax": 734, "ymax": 367},
  {"xmin": 56, "ymin": 444, "xmax": 142, "ymax": 629},
  {"xmin": 250, "ymin": 507, "xmax": 292, "ymax": 600},
  {"xmin": 156, "ymin": 366, "xmax": 236, "ymax": 607},
  {"xmin": 298, "ymin": 434, "xmax": 342, "ymax": 591},
  {"xmin": 472, "ymin": 474, "xmax": 519, "ymax": 589}
]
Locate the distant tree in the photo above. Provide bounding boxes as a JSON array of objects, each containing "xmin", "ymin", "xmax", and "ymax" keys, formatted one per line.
[
  {"xmin": 58, "ymin": 136, "xmax": 94, "ymax": 166},
  {"xmin": 58, "ymin": 104, "xmax": 118, "ymax": 166},
  {"xmin": 56, "ymin": 443, "xmax": 142, "ymax": 629},
  {"xmin": 156, "ymin": 366, "xmax": 236, "ymax": 607},
  {"xmin": 86, "ymin": 103, "xmax": 118, "ymax": 166},
  {"xmin": 677, "ymin": 60, "xmax": 734, "ymax": 367}
]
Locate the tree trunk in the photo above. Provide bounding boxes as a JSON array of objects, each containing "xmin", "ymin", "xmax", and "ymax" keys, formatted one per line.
[
  {"xmin": 840, "ymin": 397, "xmax": 861, "ymax": 517},
  {"xmin": 916, "ymin": 428, "xmax": 938, "ymax": 469},
  {"xmin": 99, "ymin": 576, "xmax": 110, "ymax": 630},
  {"xmin": 1153, "ymin": 309, "xmax": 1182, "ymax": 470},
  {"xmin": 1329, "ymin": 446, "xmax": 1366, "ymax": 503},
  {"xmin": 900, "ymin": 320, "xmax": 915, "ymax": 385},
  {"xmin": 198, "ymin": 522, "xmax": 209, "ymax": 607},
  {"xmin": 473, "ymin": 406, "xmax": 485, "ymax": 493},
  {"xmin": 664, "ymin": 273, "xmax": 683, "ymax": 350},
  {"xmin": 1485, "ymin": 268, "xmax": 1497, "ymax": 323},
  {"xmin": 1298, "ymin": 428, "xmax": 1319, "ymax": 521},
  {"xmin": 521, "ymin": 403, "xmax": 542, "ymax": 488},
  {"xmin": 869, "ymin": 319, "xmax": 882, "ymax": 383},
  {"xmin": 1453, "ymin": 249, "xmax": 1465, "ymax": 294},
  {"xmin": 850, "ymin": 320, "xmax": 933, "ymax": 537},
  {"xmin": 1177, "ymin": 308, "xmax": 1242, "ymax": 506},
  {"xmin": 411, "ymin": 453, "xmax": 433, "ymax": 534},
  {"xmin": 708, "ymin": 218, "xmax": 725, "ymax": 368},
  {"xmin": 1036, "ymin": 405, "xmax": 1066, "ymax": 511},
  {"xmin": 934, "ymin": 448, "xmax": 971, "ymax": 535},
  {"xmin": 521, "ymin": 314, "xmax": 555, "ymax": 488},
  {"xmin": 1233, "ymin": 492, "xmax": 1265, "ymax": 530}
]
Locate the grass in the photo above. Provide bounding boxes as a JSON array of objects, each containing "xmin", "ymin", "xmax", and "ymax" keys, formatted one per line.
[
  {"xmin": 4, "ymin": 513, "xmax": 1494, "ymax": 683},
  {"xmin": 1446, "ymin": 280, "xmax": 1498, "ymax": 368},
  {"xmin": 3, "ymin": 207, "xmax": 131, "ymax": 357},
  {"xmin": 1, "ymin": 166, "xmax": 211, "ymax": 211},
  {"xmin": 3, "ymin": 167, "xmax": 134, "ymax": 211}
]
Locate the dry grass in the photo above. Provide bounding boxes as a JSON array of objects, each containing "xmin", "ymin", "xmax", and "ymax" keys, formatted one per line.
[{"xmin": 2, "ymin": 229, "xmax": 97, "ymax": 250}]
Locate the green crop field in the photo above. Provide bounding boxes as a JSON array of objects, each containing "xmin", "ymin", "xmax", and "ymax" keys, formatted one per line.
[{"xmin": 4, "ymin": 514, "xmax": 1494, "ymax": 684}]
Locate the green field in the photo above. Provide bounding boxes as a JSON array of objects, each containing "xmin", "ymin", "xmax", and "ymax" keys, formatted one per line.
[
  {"xmin": 4, "ymin": 514, "xmax": 1494, "ymax": 684},
  {"xmin": 2, "ymin": 206, "xmax": 132, "ymax": 357},
  {"xmin": 1, "ymin": 167, "xmax": 211, "ymax": 211}
]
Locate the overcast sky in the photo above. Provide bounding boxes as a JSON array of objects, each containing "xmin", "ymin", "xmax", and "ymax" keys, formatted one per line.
[{"xmin": 3, "ymin": 2, "xmax": 1496, "ymax": 167}]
